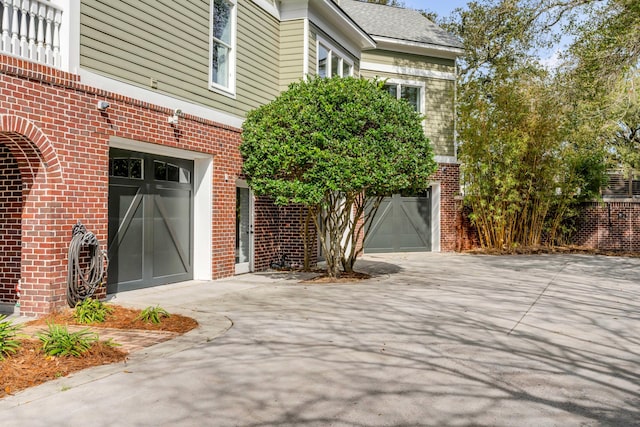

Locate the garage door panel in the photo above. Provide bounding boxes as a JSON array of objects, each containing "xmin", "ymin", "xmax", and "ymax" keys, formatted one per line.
[
  {"xmin": 363, "ymin": 199, "xmax": 395, "ymax": 252},
  {"xmin": 365, "ymin": 191, "xmax": 432, "ymax": 253},
  {"xmin": 108, "ymin": 185, "xmax": 144, "ymax": 288},
  {"xmin": 152, "ymin": 192, "xmax": 191, "ymax": 277},
  {"xmin": 108, "ymin": 149, "xmax": 193, "ymax": 293}
]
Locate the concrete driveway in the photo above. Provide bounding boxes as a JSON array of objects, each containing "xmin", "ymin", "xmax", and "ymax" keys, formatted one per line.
[{"xmin": 1, "ymin": 253, "xmax": 639, "ymax": 426}]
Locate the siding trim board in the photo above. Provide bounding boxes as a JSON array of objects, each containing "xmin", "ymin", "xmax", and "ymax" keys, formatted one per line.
[
  {"xmin": 361, "ymin": 61, "xmax": 456, "ymax": 81},
  {"xmin": 80, "ymin": 69, "xmax": 245, "ymax": 129}
]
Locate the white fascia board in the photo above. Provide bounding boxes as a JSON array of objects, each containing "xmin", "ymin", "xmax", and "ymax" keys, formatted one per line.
[
  {"xmin": 80, "ymin": 69, "xmax": 245, "ymax": 129},
  {"xmin": 360, "ymin": 61, "xmax": 456, "ymax": 81},
  {"xmin": 252, "ymin": 0, "xmax": 280, "ymax": 19},
  {"xmin": 373, "ymin": 36, "xmax": 464, "ymax": 60},
  {"xmin": 280, "ymin": 0, "xmax": 375, "ymax": 57},
  {"xmin": 312, "ymin": 0, "xmax": 375, "ymax": 50},
  {"xmin": 308, "ymin": 9, "xmax": 361, "ymax": 59}
]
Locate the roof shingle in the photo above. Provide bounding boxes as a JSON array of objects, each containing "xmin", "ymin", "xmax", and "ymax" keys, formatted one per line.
[{"xmin": 339, "ymin": 0, "xmax": 463, "ymax": 50}]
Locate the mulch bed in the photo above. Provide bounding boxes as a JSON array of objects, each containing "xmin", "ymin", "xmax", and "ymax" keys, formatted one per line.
[
  {"xmin": 1, "ymin": 305, "xmax": 199, "ymax": 399},
  {"xmin": 302, "ymin": 271, "xmax": 371, "ymax": 283},
  {"xmin": 26, "ymin": 305, "xmax": 199, "ymax": 334},
  {"xmin": 465, "ymin": 245, "xmax": 640, "ymax": 258},
  {"xmin": 1, "ymin": 340, "xmax": 127, "ymax": 398}
]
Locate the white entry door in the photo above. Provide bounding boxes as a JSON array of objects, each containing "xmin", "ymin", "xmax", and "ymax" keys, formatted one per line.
[{"xmin": 235, "ymin": 181, "xmax": 254, "ymax": 274}]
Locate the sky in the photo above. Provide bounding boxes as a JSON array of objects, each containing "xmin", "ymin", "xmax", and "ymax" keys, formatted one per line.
[{"xmin": 401, "ymin": 0, "xmax": 469, "ymax": 18}]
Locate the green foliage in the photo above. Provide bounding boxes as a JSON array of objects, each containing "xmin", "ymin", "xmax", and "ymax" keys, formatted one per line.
[
  {"xmin": 37, "ymin": 323, "xmax": 98, "ymax": 357},
  {"xmin": 444, "ymin": 0, "xmax": 624, "ymax": 249},
  {"xmin": 136, "ymin": 306, "xmax": 170, "ymax": 324},
  {"xmin": 73, "ymin": 298, "xmax": 114, "ymax": 324},
  {"xmin": 0, "ymin": 314, "xmax": 23, "ymax": 360},
  {"xmin": 241, "ymin": 76, "xmax": 437, "ymax": 276},
  {"xmin": 241, "ymin": 76, "xmax": 435, "ymax": 205}
]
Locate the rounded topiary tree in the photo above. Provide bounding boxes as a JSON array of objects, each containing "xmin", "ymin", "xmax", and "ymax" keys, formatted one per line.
[{"xmin": 241, "ymin": 76, "xmax": 436, "ymax": 277}]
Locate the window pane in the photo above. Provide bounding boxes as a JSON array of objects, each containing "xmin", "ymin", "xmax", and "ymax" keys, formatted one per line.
[
  {"xmin": 110, "ymin": 158, "xmax": 128, "ymax": 177},
  {"xmin": 213, "ymin": 0, "xmax": 232, "ymax": 44},
  {"xmin": 318, "ymin": 44, "xmax": 328, "ymax": 78},
  {"xmin": 384, "ymin": 84, "xmax": 398, "ymax": 99},
  {"xmin": 154, "ymin": 161, "xmax": 167, "ymax": 181},
  {"xmin": 331, "ymin": 52, "xmax": 340, "ymax": 77},
  {"xmin": 167, "ymin": 164, "xmax": 180, "ymax": 182},
  {"xmin": 129, "ymin": 158, "xmax": 143, "ymax": 179},
  {"xmin": 212, "ymin": 43, "xmax": 229, "ymax": 87},
  {"xmin": 401, "ymin": 86, "xmax": 420, "ymax": 111},
  {"xmin": 343, "ymin": 61, "xmax": 352, "ymax": 77},
  {"xmin": 179, "ymin": 168, "xmax": 191, "ymax": 184}
]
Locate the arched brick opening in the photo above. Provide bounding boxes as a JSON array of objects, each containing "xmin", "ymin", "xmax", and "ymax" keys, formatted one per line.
[{"xmin": 0, "ymin": 116, "xmax": 64, "ymax": 316}]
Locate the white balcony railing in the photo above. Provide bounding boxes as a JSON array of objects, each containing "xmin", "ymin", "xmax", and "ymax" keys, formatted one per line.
[{"xmin": 0, "ymin": 0, "xmax": 63, "ymax": 68}]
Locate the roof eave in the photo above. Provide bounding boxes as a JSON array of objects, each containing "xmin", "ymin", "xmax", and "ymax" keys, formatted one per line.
[
  {"xmin": 371, "ymin": 36, "xmax": 464, "ymax": 60},
  {"xmin": 312, "ymin": 0, "xmax": 376, "ymax": 50}
]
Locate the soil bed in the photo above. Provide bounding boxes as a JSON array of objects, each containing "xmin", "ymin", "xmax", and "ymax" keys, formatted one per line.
[
  {"xmin": 465, "ymin": 245, "xmax": 640, "ymax": 258},
  {"xmin": 302, "ymin": 271, "xmax": 371, "ymax": 283},
  {"xmin": 1, "ymin": 305, "xmax": 198, "ymax": 399},
  {"xmin": 26, "ymin": 305, "xmax": 199, "ymax": 334},
  {"xmin": 1, "ymin": 340, "xmax": 127, "ymax": 398}
]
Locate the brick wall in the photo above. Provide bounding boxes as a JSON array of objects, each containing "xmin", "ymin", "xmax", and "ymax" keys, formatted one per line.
[
  {"xmin": 0, "ymin": 145, "xmax": 21, "ymax": 302},
  {"xmin": 253, "ymin": 196, "xmax": 280, "ymax": 271},
  {"xmin": 253, "ymin": 198, "xmax": 318, "ymax": 271},
  {"xmin": 0, "ymin": 55, "xmax": 243, "ymax": 316},
  {"xmin": 572, "ymin": 201, "xmax": 640, "ymax": 251},
  {"xmin": 433, "ymin": 163, "xmax": 460, "ymax": 252}
]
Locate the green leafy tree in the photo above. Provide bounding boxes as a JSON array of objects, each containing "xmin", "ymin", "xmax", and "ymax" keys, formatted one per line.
[
  {"xmin": 241, "ymin": 76, "xmax": 436, "ymax": 277},
  {"xmin": 444, "ymin": 0, "xmax": 612, "ymax": 248}
]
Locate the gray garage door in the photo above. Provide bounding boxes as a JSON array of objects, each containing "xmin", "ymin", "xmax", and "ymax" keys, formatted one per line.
[
  {"xmin": 364, "ymin": 190, "xmax": 432, "ymax": 253},
  {"xmin": 107, "ymin": 149, "xmax": 193, "ymax": 293}
]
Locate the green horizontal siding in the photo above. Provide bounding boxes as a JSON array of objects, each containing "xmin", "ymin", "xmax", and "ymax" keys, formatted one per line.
[
  {"xmin": 80, "ymin": 0, "xmax": 280, "ymax": 120},
  {"xmin": 362, "ymin": 49, "xmax": 455, "ymax": 74},
  {"xmin": 361, "ymin": 68, "xmax": 455, "ymax": 157},
  {"xmin": 279, "ymin": 19, "xmax": 304, "ymax": 91}
]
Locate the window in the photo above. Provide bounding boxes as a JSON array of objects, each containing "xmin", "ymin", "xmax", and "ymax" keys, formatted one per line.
[
  {"xmin": 316, "ymin": 40, "xmax": 353, "ymax": 78},
  {"xmin": 154, "ymin": 161, "xmax": 191, "ymax": 183},
  {"xmin": 109, "ymin": 158, "xmax": 143, "ymax": 179},
  {"xmin": 210, "ymin": 0, "xmax": 236, "ymax": 95},
  {"xmin": 384, "ymin": 82, "xmax": 423, "ymax": 113}
]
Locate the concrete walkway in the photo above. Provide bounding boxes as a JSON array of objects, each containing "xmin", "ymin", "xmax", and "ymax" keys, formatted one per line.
[{"xmin": 1, "ymin": 253, "xmax": 639, "ymax": 426}]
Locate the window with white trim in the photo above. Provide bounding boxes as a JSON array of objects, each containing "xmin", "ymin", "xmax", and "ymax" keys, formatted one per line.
[
  {"xmin": 317, "ymin": 41, "xmax": 353, "ymax": 78},
  {"xmin": 383, "ymin": 82, "xmax": 424, "ymax": 113},
  {"xmin": 210, "ymin": 0, "xmax": 236, "ymax": 95}
]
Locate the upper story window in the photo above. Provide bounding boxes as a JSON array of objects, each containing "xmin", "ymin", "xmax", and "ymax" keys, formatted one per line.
[
  {"xmin": 317, "ymin": 40, "xmax": 353, "ymax": 78},
  {"xmin": 384, "ymin": 82, "xmax": 424, "ymax": 113},
  {"xmin": 210, "ymin": 0, "xmax": 237, "ymax": 96}
]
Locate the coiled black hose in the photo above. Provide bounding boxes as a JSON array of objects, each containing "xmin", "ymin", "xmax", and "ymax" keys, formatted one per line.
[{"xmin": 66, "ymin": 222, "xmax": 109, "ymax": 307}]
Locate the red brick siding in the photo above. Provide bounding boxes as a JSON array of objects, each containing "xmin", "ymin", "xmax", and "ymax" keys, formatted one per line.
[
  {"xmin": 0, "ymin": 145, "xmax": 22, "ymax": 302},
  {"xmin": 253, "ymin": 196, "xmax": 280, "ymax": 271},
  {"xmin": 433, "ymin": 163, "xmax": 460, "ymax": 252},
  {"xmin": 572, "ymin": 201, "xmax": 640, "ymax": 251},
  {"xmin": 0, "ymin": 55, "xmax": 243, "ymax": 316},
  {"xmin": 253, "ymin": 198, "xmax": 317, "ymax": 271}
]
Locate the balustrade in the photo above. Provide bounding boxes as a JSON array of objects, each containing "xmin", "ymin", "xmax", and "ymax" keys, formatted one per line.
[{"xmin": 0, "ymin": 0, "xmax": 62, "ymax": 67}]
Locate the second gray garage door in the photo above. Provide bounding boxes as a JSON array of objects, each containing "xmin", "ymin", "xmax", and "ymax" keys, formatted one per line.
[{"xmin": 364, "ymin": 190, "xmax": 432, "ymax": 253}]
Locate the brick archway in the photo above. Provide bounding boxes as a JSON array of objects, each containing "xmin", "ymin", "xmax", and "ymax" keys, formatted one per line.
[{"xmin": 0, "ymin": 115, "xmax": 64, "ymax": 316}]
